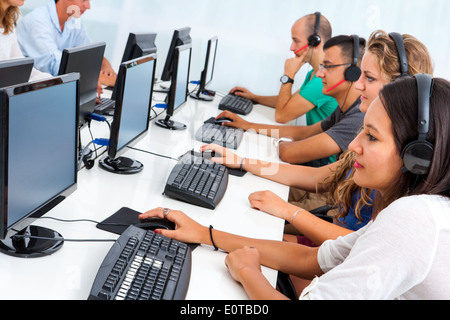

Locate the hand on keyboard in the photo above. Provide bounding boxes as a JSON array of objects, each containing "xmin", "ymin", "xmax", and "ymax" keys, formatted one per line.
[
  {"xmin": 215, "ymin": 110, "xmax": 251, "ymax": 131},
  {"xmin": 200, "ymin": 144, "xmax": 243, "ymax": 169}
]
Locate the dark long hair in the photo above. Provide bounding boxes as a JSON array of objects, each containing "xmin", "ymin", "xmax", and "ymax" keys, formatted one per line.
[{"xmin": 376, "ymin": 76, "xmax": 450, "ymax": 213}]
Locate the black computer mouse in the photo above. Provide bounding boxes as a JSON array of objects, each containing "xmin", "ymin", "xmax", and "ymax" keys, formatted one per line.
[
  {"xmin": 201, "ymin": 150, "xmax": 216, "ymax": 159},
  {"xmin": 134, "ymin": 218, "xmax": 175, "ymax": 231},
  {"xmin": 214, "ymin": 117, "xmax": 233, "ymax": 124}
]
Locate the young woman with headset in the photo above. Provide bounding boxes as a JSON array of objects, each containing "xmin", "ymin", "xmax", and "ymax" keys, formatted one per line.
[{"xmin": 141, "ymin": 74, "xmax": 450, "ymax": 299}]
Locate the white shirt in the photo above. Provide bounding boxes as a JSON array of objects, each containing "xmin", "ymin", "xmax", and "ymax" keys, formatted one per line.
[
  {"xmin": 300, "ymin": 195, "xmax": 450, "ymax": 300},
  {"xmin": 0, "ymin": 28, "xmax": 50, "ymax": 81}
]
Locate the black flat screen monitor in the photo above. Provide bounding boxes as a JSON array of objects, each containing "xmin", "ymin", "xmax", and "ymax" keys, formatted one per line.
[
  {"xmin": 191, "ymin": 36, "xmax": 218, "ymax": 101},
  {"xmin": 156, "ymin": 44, "xmax": 192, "ymax": 130},
  {"xmin": 58, "ymin": 42, "xmax": 105, "ymax": 126},
  {"xmin": 121, "ymin": 32, "xmax": 157, "ymax": 63},
  {"xmin": 0, "ymin": 57, "xmax": 34, "ymax": 88},
  {"xmin": 99, "ymin": 54, "xmax": 156, "ymax": 174},
  {"xmin": 0, "ymin": 73, "xmax": 79, "ymax": 258},
  {"xmin": 160, "ymin": 27, "xmax": 191, "ymax": 82}
]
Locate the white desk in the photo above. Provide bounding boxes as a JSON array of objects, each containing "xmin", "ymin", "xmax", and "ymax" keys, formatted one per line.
[{"xmin": 0, "ymin": 91, "xmax": 289, "ymax": 300}]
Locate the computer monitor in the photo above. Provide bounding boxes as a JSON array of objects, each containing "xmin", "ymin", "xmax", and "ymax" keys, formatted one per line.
[
  {"xmin": 121, "ymin": 32, "xmax": 157, "ymax": 63},
  {"xmin": 99, "ymin": 54, "xmax": 156, "ymax": 174},
  {"xmin": 160, "ymin": 27, "xmax": 191, "ymax": 82},
  {"xmin": 0, "ymin": 73, "xmax": 79, "ymax": 258},
  {"xmin": 0, "ymin": 57, "xmax": 34, "ymax": 88},
  {"xmin": 191, "ymin": 36, "xmax": 218, "ymax": 101},
  {"xmin": 58, "ymin": 42, "xmax": 106, "ymax": 126},
  {"xmin": 156, "ymin": 44, "xmax": 192, "ymax": 131}
]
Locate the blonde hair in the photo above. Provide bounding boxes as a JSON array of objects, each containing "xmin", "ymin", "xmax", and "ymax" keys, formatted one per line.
[
  {"xmin": 367, "ymin": 30, "xmax": 434, "ymax": 82},
  {"xmin": 325, "ymin": 30, "xmax": 434, "ymax": 222},
  {"xmin": 1, "ymin": 1, "xmax": 20, "ymax": 35}
]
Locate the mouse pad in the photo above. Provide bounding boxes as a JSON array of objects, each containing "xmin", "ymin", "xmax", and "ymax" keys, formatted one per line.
[{"xmin": 96, "ymin": 206, "xmax": 141, "ymax": 235}]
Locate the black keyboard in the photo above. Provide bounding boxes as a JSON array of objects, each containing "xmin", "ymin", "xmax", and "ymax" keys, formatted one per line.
[
  {"xmin": 94, "ymin": 97, "xmax": 115, "ymax": 114},
  {"xmin": 218, "ymin": 93, "xmax": 253, "ymax": 115},
  {"xmin": 163, "ymin": 150, "xmax": 228, "ymax": 209},
  {"xmin": 88, "ymin": 225, "xmax": 191, "ymax": 300},
  {"xmin": 195, "ymin": 121, "xmax": 244, "ymax": 149}
]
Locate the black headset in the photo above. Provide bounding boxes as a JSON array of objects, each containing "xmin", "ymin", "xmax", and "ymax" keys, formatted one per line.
[
  {"xmin": 344, "ymin": 34, "xmax": 362, "ymax": 82},
  {"xmin": 307, "ymin": 12, "xmax": 322, "ymax": 47},
  {"xmin": 401, "ymin": 73, "xmax": 434, "ymax": 175},
  {"xmin": 389, "ymin": 32, "xmax": 409, "ymax": 77}
]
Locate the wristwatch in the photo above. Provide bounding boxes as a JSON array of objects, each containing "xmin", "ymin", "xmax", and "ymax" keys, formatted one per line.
[{"xmin": 280, "ymin": 74, "xmax": 294, "ymax": 84}]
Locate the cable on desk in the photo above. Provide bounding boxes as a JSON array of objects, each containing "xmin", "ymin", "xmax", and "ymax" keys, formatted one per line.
[
  {"xmin": 126, "ymin": 145, "xmax": 179, "ymax": 161},
  {"xmin": 11, "ymin": 234, "xmax": 117, "ymax": 243}
]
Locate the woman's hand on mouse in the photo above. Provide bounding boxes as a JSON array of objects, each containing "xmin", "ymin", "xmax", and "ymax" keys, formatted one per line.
[
  {"xmin": 139, "ymin": 208, "xmax": 209, "ymax": 244},
  {"xmin": 200, "ymin": 144, "xmax": 242, "ymax": 169}
]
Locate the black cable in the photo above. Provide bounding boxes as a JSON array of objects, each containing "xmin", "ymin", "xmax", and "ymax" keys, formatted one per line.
[
  {"xmin": 126, "ymin": 145, "xmax": 179, "ymax": 161},
  {"xmin": 12, "ymin": 234, "xmax": 116, "ymax": 243}
]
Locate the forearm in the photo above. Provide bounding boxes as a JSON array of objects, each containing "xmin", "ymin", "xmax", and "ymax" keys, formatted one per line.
[
  {"xmin": 204, "ymin": 227, "xmax": 321, "ymax": 279},
  {"xmin": 290, "ymin": 208, "xmax": 353, "ymax": 245},
  {"xmin": 238, "ymin": 267, "xmax": 289, "ymax": 300},
  {"xmin": 241, "ymin": 158, "xmax": 331, "ymax": 193},
  {"xmin": 252, "ymin": 95, "xmax": 278, "ymax": 108}
]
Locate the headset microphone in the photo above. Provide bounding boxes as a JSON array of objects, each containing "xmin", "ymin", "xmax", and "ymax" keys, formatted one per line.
[
  {"xmin": 325, "ymin": 79, "xmax": 345, "ymax": 92},
  {"xmin": 294, "ymin": 44, "xmax": 308, "ymax": 55}
]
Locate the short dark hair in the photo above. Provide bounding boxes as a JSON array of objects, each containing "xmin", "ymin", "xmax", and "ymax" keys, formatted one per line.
[{"xmin": 324, "ymin": 35, "xmax": 366, "ymax": 66}]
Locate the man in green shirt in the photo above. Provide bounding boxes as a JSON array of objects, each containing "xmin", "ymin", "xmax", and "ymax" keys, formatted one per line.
[{"xmin": 229, "ymin": 12, "xmax": 337, "ymax": 127}]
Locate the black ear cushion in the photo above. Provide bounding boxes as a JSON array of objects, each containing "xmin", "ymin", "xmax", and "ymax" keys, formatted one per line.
[
  {"xmin": 344, "ymin": 65, "xmax": 361, "ymax": 82},
  {"xmin": 308, "ymin": 34, "xmax": 321, "ymax": 47},
  {"xmin": 401, "ymin": 140, "xmax": 434, "ymax": 175}
]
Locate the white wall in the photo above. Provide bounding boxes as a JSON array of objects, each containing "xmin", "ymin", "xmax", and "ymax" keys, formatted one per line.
[{"xmin": 21, "ymin": 0, "xmax": 450, "ymax": 95}]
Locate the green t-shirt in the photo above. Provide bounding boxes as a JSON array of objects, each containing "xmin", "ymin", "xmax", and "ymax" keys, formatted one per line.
[{"xmin": 299, "ymin": 69, "xmax": 338, "ymax": 126}]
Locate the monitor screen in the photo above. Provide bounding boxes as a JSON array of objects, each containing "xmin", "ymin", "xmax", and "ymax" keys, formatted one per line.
[
  {"xmin": 99, "ymin": 54, "xmax": 156, "ymax": 174},
  {"xmin": 121, "ymin": 32, "xmax": 157, "ymax": 63},
  {"xmin": 0, "ymin": 57, "xmax": 34, "ymax": 88},
  {"xmin": 160, "ymin": 27, "xmax": 191, "ymax": 82},
  {"xmin": 0, "ymin": 74, "xmax": 79, "ymax": 257},
  {"xmin": 58, "ymin": 42, "xmax": 106, "ymax": 126},
  {"xmin": 156, "ymin": 43, "xmax": 192, "ymax": 131}
]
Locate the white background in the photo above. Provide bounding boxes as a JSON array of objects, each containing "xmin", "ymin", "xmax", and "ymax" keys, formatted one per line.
[{"xmin": 21, "ymin": 0, "xmax": 450, "ymax": 95}]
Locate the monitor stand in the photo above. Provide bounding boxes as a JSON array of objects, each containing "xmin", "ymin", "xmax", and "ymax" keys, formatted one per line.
[
  {"xmin": 99, "ymin": 156, "xmax": 143, "ymax": 174},
  {"xmin": 156, "ymin": 115, "xmax": 186, "ymax": 130},
  {"xmin": 190, "ymin": 88, "xmax": 215, "ymax": 102},
  {"xmin": 0, "ymin": 226, "xmax": 64, "ymax": 258}
]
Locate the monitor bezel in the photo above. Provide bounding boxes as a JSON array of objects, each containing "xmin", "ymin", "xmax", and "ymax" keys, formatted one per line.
[
  {"xmin": 121, "ymin": 32, "xmax": 157, "ymax": 63},
  {"xmin": 0, "ymin": 73, "xmax": 80, "ymax": 240},
  {"xmin": 0, "ymin": 57, "xmax": 34, "ymax": 88},
  {"xmin": 160, "ymin": 27, "xmax": 191, "ymax": 82},
  {"xmin": 58, "ymin": 42, "xmax": 106, "ymax": 126},
  {"xmin": 107, "ymin": 54, "xmax": 157, "ymax": 161},
  {"xmin": 201, "ymin": 36, "xmax": 218, "ymax": 91},
  {"xmin": 166, "ymin": 43, "xmax": 192, "ymax": 118}
]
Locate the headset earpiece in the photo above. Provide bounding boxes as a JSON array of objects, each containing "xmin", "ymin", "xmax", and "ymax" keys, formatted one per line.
[
  {"xmin": 307, "ymin": 12, "xmax": 321, "ymax": 47},
  {"xmin": 401, "ymin": 73, "xmax": 434, "ymax": 175},
  {"xmin": 344, "ymin": 34, "xmax": 361, "ymax": 82}
]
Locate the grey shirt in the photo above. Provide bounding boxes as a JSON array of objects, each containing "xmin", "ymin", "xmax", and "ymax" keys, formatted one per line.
[{"xmin": 320, "ymin": 98, "xmax": 363, "ymax": 156}]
